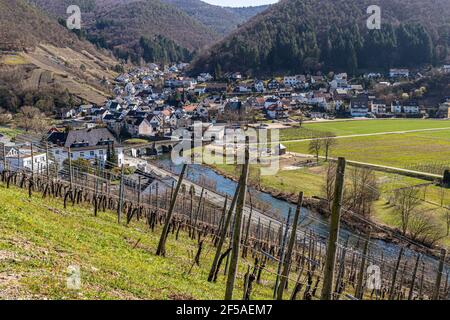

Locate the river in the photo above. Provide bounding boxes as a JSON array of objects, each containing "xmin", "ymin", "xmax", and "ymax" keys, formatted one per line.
[{"xmin": 153, "ymin": 156, "xmax": 447, "ymax": 281}]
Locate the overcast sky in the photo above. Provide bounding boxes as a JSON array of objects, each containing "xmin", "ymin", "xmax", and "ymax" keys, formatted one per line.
[{"xmin": 203, "ymin": 0, "xmax": 279, "ymax": 7}]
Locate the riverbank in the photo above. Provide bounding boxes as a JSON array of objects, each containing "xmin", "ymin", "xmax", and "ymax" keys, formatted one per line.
[{"xmin": 202, "ymin": 162, "xmax": 445, "ymax": 259}]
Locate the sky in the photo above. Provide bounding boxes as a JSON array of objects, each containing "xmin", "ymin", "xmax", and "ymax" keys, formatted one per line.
[{"xmin": 203, "ymin": 0, "xmax": 279, "ymax": 7}]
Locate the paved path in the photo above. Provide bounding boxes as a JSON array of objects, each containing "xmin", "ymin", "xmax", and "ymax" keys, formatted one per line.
[
  {"xmin": 280, "ymin": 127, "xmax": 450, "ymax": 144},
  {"xmin": 288, "ymin": 152, "xmax": 442, "ymax": 181},
  {"xmin": 144, "ymin": 161, "xmax": 287, "ymax": 230}
]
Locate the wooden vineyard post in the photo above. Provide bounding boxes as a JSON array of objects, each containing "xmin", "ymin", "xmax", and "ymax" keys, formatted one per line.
[
  {"xmin": 192, "ymin": 187, "xmax": 205, "ymax": 238},
  {"xmin": 432, "ymin": 248, "xmax": 447, "ymax": 300},
  {"xmin": 389, "ymin": 247, "xmax": 404, "ymax": 300},
  {"xmin": 2, "ymin": 143, "xmax": 6, "ymax": 172},
  {"xmin": 355, "ymin": 235, "xmax": 370, "ymax": 300},
  {"xmin": 224, "ymin": 138, "xmax": 250, "ymax": 300},
  {"xmin": 408, "ymin": 253, "xmax": 421, "ymax": 300},
  {"xmin": 334, "ymin": 236, "xmax": 349, "ymax": 299},
  {"xmin": 321, "ymin": 157, "xmax": 346, "ymax": 300},
  {"xmin": 274, "ymin": 209, "xmax": 291, "ymax": 298},
  {"xmin": 117, "ymin": 164, "xmax": 125, "ymax": 224},
  {"xmin": 156, "ymin": 164, "xmax": 187, "ymax": 256},
  {"xmin": 68, "ymin": 147, "xmax": 73, "ymax": 190},
  {"xmin": 137, "ymin": 175, "xmax": 142, "ymax": 220},
  {"xmin": 208, "ymin": 185, "xmax": 240, "ymax": 282},
  {"xmin": 242, "ymin": 191, "xmax": 253, "ymax": 258},
  {"xmin": 214, "ymin": 195, "xmax": 228, "ymax": 247},
  {"xmin": 45, "ymin": 142, "xmax": 50, "ymax": 180},
  {"xmin": 277, "ymin": 192, "xmax": 304, "ymax": 300},
  {"xmin": 30, "ymin": 142, "xmax": 34, "ymax": 180}
]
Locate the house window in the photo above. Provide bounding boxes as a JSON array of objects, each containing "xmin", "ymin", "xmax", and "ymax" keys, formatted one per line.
[
  {"xmin": 90, "ymin": 151, "xmax": 95, "ymax": 156},
  {"xmin": 80, "ymin": 152, "xmax": 85, "ymax": 157},
  {"xmin": 99, "ymin": 150, "xmax": 103, "ymax": 155}
]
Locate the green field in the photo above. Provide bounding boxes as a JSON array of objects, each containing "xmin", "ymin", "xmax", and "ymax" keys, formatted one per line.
[
  {"xmin": 280, "ymin": 119, "xmax": 450, "ymax": 141},
  {"xmin": 285, "ymin": 130, "xmax": 450, "ymax": 170}
]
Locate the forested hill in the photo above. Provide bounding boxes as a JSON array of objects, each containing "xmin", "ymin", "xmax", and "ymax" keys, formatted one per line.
[
  {"xmin": 192, "ymin": 0, "xmax": 450, "ymax": 76},
  {"xmin": 30, "ymin": 0, "xmax": 220, "ymax": 64},
  {"xmin": 0, "ymin": 0, "xmax": 88, "ymax": 50},
  {"xmin": 161, "ymin": 0, "xmax": 269, "ymax": 36}
]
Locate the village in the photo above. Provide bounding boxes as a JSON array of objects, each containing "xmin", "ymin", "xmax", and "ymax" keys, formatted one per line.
[{"xmin": 2, "ymin": 61, "xmax": 450, "ymax": 184}]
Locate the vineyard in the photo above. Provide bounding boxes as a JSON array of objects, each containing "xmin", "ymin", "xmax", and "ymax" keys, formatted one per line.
[{"xmin": 0, "ymin": 137, "xmax": 449, "ymax": 300}]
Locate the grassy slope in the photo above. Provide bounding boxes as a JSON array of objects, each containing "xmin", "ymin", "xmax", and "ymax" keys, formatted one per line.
[{"xmin": 0, "ymin": 184, "xmax": 275, "ymax": 300}]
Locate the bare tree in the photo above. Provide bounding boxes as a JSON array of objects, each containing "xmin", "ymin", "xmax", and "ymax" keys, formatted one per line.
[
  {"xmin": 308, "ymin": 139, "xmax": 322, "ymax": 163},
  {"xmin": 344, "ymin": 167, "xmax": 379, "ymax": 218},
  {"xmin": 393, "ymin": 187, "xmax": 422, "ymax": 235},
  {"xmin": 408, "ymin": 211, "xmax": 445, "ymax": 246},
  {"xmin": 442, "ymin": 207, "xmax": 450, "ymax": 236},
  {"xmin": 14, "ymin": 106, "xmax": 48, "ymax": 132},
  {"xmin": 322, "ymin": 134, "xmax": 337, "ymax": 161},
  {"xmin": 0, "ymin": 107, "xmax": 12, "ymax": 125}
]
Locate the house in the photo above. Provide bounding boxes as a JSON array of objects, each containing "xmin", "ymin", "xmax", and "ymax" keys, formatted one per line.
[
  {"xmin": 283, "ymin": 75, "xmax": 305, "ymax": 88},
  {"xmin": 224, "ymin": 98, "xmax": 244, "ymax": 113},
  {"xmin": 57, "ymin": 108, "xmax": 77, "ymax": 119},
  {"xmin": 391, "ymin": 100, "xmax": 420, "ymax": 115},
  {"xmin": 391, "ymin": 101, "xmax": 402, "ymax": 114},
  {"xmin": 234, "ymin": 84, "xmax": 252, "ymax": 93},
  {"xmin": 125, "ymin": 170, "xmax": 176, "ymax": 195},
  {"xmin": 350, "ymin": 96, "xmax": 369, "ymax": 117},
  {"xmin": 0, "ymin": 146, "xmax": 48, "ymax": 172},
  {"xmin": 370, "ymin": 99, "xmax": 388, "ymax": 115},
  {"xmin": 228, "ymin": 72, "xmax": 242, "ymax": 81},
  {"xmin": 330, "ymin": 73, "xmax": 348, "ymax": 90},
  {"xmin": 402, "ymin": 101, "xmax": 420, "ymax": 114},
  {"xmin": 195, "ymin": 105, "xmax": 209, "ymax": 119},
  {"xmin": 125, "ymin": 82, "xmax": 136, "ymax": 95},
  {"xmin": 264, "ymin": 97, "xmax": 280, "ymax": 109},
  {"xmin": 47, "ymin": 128, "xmax": 124, "ymax": 166},
  {"xmin": 182, "ymin": 78, "xmax": 197, "ymax": 89},
  {"xmin": 205, "ymin": 82, "xmax": 228, "ymax": 93},
  {"xmin": 147, "ymin": 114, "xmax": 164, "ymax": 130},
  {"xmin": 204, "ymin": 125, "xmax": 226, "ymax": 142},
  {"xmin": 197, "ymin": 73, "xmax": 213, "ymax": 82},
  {"xmin": 124, "ymin": 117, "xmax": 155, "ymax": 137},
  {"xmin": 253, "ymin": 80, "xmax": 265, "ymax": 93},
  {"xmin": 266, "ymin": 104, "xmax": 288, "ymax": 119},
  {"xmin": 389, "ymin": 69, "xmax": 410, "ymax": 78},
  {"xmin": 267, "ymin": 79, "xmax": 281, "ymax": 91}
]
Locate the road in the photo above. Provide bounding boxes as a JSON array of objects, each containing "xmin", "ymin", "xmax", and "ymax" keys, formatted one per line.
[{"xmin": 144, "ymin": 161, "xmax": 293, "ymax": 233}]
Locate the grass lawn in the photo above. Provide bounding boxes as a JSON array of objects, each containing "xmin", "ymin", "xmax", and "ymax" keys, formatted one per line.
[
  {"xmin": 0, "ymin": 126, "xmax": 23, "ymax": 139},
  {"xmin": 124, "ymin": 138, "xmax": 149, "ymax": 145},
  {"xmin": 279, "ymin": 119, "xmax": 450, "ymax": 140},
  {"xmin": 285, "ymin": 130, "xmax": 450, "ymax": 170},
  {"xmin": 0, "ymin": 184, "xmax": 278, "ymax": 299},
  {"xmin": 0, "ymin": 54, "xmax": 28, "ymax": 65}
]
